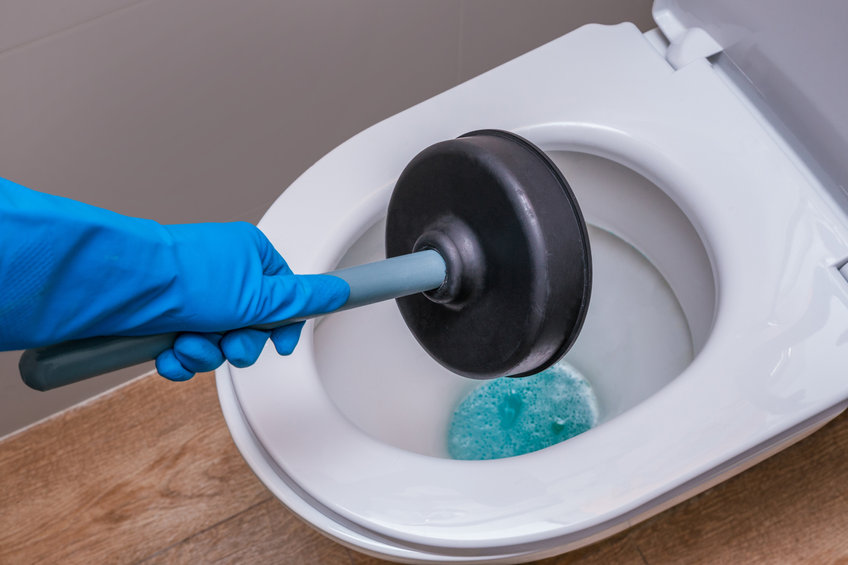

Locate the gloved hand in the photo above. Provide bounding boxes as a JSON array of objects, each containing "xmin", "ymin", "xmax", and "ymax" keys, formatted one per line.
[{"xmin": 0, "ymin": 177, "xmax": 350, "ymax": 381}]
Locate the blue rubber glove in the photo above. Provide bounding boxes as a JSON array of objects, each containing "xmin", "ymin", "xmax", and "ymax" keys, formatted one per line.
[{"xmin": 0, "ymin": 177, "xmax": 350, "ymax": 381}]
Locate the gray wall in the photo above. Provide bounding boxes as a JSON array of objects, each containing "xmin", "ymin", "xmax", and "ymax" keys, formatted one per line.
[{"xmin": 0, "ymin": 0, "xmax": 654, "ymax": 437}]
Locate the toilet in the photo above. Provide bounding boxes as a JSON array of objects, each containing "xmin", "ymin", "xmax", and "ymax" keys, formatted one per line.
[{"xmin": 216, "ymin": 1, "xmax": 848, "ymax": 562}]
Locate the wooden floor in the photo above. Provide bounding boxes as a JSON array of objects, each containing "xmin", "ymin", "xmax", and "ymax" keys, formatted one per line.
[{"xmin": 2, "ymin": 372, "xmax": 847, "ymax": 564}]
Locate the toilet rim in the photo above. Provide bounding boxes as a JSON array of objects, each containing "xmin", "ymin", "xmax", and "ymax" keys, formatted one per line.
[
  {"xmin": 219, "ymin": 358, "xmax": 848, "ymax": 561},
  {"xmin": 223, "ymin": 115, "xmax": 848, "ymax": 551}
]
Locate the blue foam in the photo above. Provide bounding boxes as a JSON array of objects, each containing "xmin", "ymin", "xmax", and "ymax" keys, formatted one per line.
[{"xmin": 447, "ymin": 361, "xmax": 598, "ymax": 460}]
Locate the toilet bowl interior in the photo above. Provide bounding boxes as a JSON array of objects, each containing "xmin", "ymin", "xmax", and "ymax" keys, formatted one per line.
[{"xmin": 315, "ymin": 150, "xmax": 716, "ymax": 458}]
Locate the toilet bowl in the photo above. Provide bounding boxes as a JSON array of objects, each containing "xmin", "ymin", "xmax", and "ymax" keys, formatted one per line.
[{"xmin": 216, "ymin": 11, "xmax": 848, "ymax": 564}]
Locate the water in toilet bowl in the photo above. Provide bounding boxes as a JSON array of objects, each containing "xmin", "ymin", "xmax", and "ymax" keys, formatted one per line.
[
  {"xmin": 317, "ymin": 153, "xmax": 703, "ymax": 459},
  {"xmin": 447, "ymin": 360, "xmax": 599, "ymax": 460}
]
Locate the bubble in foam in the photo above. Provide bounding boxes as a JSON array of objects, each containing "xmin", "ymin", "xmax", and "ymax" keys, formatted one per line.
[{"xmin": 447, "ymin": 361, "xmax": 598, "ymax": 460}]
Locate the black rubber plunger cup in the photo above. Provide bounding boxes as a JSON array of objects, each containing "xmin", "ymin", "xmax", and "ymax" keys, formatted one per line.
[
  {"xmin": 20, "ymin": 130, "xmax": 591, "ymax": 390},
  {"xmin": 387, "ymin": 130, "xmax": 591, "ymax": 379}
]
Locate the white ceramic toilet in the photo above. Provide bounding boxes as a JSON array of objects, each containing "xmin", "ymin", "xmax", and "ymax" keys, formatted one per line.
[{"xmin": 216, "ymin": 1, "xmax": 848, "ymax": 562}]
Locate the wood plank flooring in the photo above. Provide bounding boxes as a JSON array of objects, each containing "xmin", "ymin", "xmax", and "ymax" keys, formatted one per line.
[{"xmin": 2, "ymin": 371, "xmax": 847, "ymax": 564}]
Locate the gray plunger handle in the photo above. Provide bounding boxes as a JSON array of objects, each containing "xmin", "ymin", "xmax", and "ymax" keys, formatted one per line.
[{"xmin": 19, "ymin": 250, "xmax": 447, "ymax": 391}]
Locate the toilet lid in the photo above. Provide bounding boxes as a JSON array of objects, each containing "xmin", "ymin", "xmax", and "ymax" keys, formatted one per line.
[{"xmin": 653, "ymin": 0, "xmax": 848, "ymax": 206}]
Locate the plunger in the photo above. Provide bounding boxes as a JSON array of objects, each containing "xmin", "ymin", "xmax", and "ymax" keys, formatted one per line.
[{"xmin": 20, "ymin": 130, "xmax": 592, "ymax": 391}]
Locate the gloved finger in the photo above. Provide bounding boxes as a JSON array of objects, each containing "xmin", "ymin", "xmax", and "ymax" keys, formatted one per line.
[
  {"xmin": 260, "ymin": 274, "xmax": 350, "ymax": 322},
  {"xmin": 221, "ymin": 328, "xmax": 270, "ymax": 368},
  {"xmin": 173, "ymin": 333, "xmax": 225, "ymax": 373},
  {"xmin": 248, "ymin": 224, "xmax": 292, "ymax": 277},
  {"xmin": 156, "ymin": 348, "xmax": 196, "ymax": 382},
  {"xmin": 270, "ymin": 322, "xmax": 305, "ymax": 356}
]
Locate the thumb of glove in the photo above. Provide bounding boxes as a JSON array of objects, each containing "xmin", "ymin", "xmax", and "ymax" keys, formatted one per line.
[
  {"xmin": 215, "ymin": 273, "xmax": 349, "ymax": 368},
  {"xmin": 252, "ymin": 272, "xmax": 350, "ymax": 327},
  {"xmin": 157, "ymin": 273, "xmax": 350, "ymax": 382}
]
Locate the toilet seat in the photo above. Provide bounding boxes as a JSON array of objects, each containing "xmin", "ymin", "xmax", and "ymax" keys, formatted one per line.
[{"xmin": 217, "ymin": 23, "xmax": 848, "ymax": 561}]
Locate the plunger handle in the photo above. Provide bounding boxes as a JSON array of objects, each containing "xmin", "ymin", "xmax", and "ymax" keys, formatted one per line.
[{"xmin": 19, "ymin": 250, "xmax": 447, "ymax": 391}]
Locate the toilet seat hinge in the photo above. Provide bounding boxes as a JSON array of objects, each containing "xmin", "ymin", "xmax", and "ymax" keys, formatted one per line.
[
  {"xmin": 653, "ymin": 6, "xmax": 723, "ymax": 70},
  {"xmin": 663, "ymin": 26, "xmax": 723, "ymax": 70}
]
